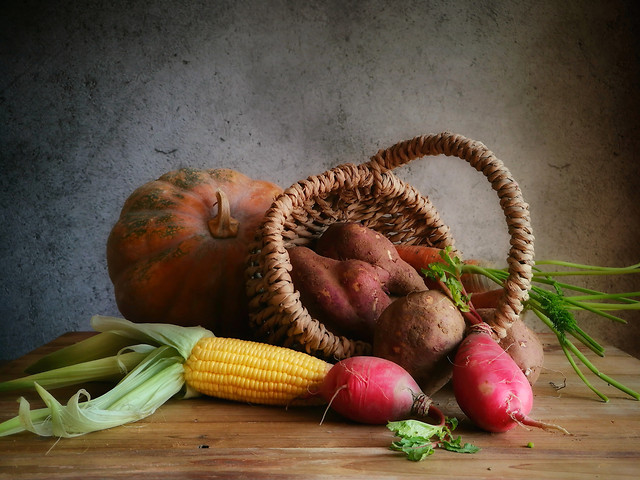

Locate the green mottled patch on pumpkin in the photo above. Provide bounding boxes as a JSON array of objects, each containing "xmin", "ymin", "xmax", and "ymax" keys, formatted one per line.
[
  {"xmin": 207, "ymin": 169, "xmax": 237, "ymax": 183},
  {"xmin": 150, "ymin": 214, "xmax": 184, "ymax": 239},
  {"xmin": 120, "ymin": 217, "xmax": 153, "ymax": 239},
  {"xmin": 169, "ymin": 168, "xmax": 208, "ymax": 190},
  {"xmin": 156, "ymin": 168, "xmax": 239, "ymax": 192},
  {"xmin": 121, "ymin": 213, "xmax": 184, "ymax": 239},
  {"xmin": 130, "ymin": 190, "xmax": 178, "ymax": 211},
  {"xmin": 158, "ymin": 223, "xmax": 184, "ymax": 239}
]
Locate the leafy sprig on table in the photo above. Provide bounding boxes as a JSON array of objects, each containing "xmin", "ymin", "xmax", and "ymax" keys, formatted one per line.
[{"xmin": 387, "ymin": 418, "xmax": 480, "ymax": 462}]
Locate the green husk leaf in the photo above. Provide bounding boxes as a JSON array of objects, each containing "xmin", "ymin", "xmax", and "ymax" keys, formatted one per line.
[
  {"xmin": 2, "ymin": 345, "xmax": 186, "ymax": 437},
  {"xmin": 90, "ymin": 315, "xmax": 213, "ymax": 359},
  {"xmin": 25, "ymin": 332, "xmax": 139, "ymax": 374},
  {"xmin": 0, "ymin": 317, "xmax": 214, "ymax": 438},
  {"xmin": 0, "ymin": 349, "xmax": 151, "ymax": 392}
]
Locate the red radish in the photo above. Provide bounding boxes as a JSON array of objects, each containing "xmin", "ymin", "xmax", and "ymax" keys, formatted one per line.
[
  {"xmin": 452, "ymin": 323, "xmax": 568, "ymax": 434},
  {"xmin": 319, "ymin": 356, "xmax": 444, "ymax": 425}
]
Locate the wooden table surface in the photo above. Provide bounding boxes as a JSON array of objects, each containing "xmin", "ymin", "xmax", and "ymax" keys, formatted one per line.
[{"xmin": 1, "ymin": 332, "xmax": 639, "ymax": 479}]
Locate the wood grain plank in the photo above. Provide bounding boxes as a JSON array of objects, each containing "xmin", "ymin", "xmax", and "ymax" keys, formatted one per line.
[{"xmin": 1, "ymin": 332, "xmax": 639, "ymax": 479}]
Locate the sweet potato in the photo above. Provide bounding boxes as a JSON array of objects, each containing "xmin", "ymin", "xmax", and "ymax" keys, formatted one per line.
[
  {"xmin": 288, "ymin": 246, "xmax": 392, "ymax": 341},
  {"xmin": 315, "ymin": 223, "xmax": 426, "ymax": 295},
  {"xmin": 372, "ymin": 290, "xmax": 466, "ymax": 395},
  {"xmin": 477, "ymin": 308, "xmax": 544, "ymax": 386}
]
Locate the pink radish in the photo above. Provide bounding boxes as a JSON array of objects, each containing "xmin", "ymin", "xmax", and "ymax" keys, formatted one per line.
[
  {"xmin": 319, "ymin": 356, "xmax": 444, "ymax": 425},
  {"xmin": 452, "ymin": 323, "xmax": 568, "ymax": 433}
]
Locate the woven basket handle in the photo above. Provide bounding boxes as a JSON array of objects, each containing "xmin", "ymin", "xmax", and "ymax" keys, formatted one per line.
[{"xmin": 367, "ymin": 132, "xmax": 535, "ymax": 338}]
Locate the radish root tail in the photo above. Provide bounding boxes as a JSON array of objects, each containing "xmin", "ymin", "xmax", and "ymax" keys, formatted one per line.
[
  {"xmin": 319, "ymin": 384, "xmax": 348, "ymax": 425},
  {"xmin": 512, "ymin": 412, "xmax": 570, "ymax": 435}
]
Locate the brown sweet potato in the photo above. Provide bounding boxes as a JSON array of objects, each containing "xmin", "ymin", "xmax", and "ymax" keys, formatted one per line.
[
  {"xmin": 477, "ymin": 308, "xmax": 545, "ymax": 386},
  {"xmin": 372, "ymin": 290, "xmax": 466, "ymax": 395},
  {"xmin": 499, "ymin": 317, "xmax": 545, "ymax": 386},
  {"xmin": 315, "ymin": 222, "xmax": 427, "ymax": 295},
  {"xmin": 288, "ymin": 246, "xmax": 392, "ymax": 341}
]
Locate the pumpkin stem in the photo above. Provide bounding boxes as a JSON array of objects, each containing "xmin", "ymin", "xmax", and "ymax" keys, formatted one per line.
[{"xmin": 208, "ymin": 190, "xmax": 239, "ymax": 238}]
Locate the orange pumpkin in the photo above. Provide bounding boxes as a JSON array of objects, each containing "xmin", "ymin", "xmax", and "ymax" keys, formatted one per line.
[{"xmin": 106, "ymin": 168, "xmax": 282, "ymax": 338}]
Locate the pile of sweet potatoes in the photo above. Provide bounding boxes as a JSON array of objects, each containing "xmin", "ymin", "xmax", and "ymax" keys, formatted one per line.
[
  {"xmin": 288, "ymin": 222, "xmax": 544, "ymax": 394},
  {"xmin": 288, "ymin": 223, "xmax": 428, "ymax": 340}
]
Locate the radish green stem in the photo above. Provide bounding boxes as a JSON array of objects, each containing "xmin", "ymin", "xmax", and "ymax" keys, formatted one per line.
[
  {"xmin": 526, "ymin": 297, "xmax": 605, "ymax": 356},
  {"xmin": 532, "ymin": 309, "xmax": 610, "ymax": 401},
  {"xmin": 565, "ymin": 292, "xmax": 640, "ymax": 303},
  {"xmin": 568, "ymin": 301, "xmax": 640, "ymax": 311},
  {"xmin": 560, "ymin": 296, "xmax": 628, "ymax": 320},
  {"xmin": 533, "ymin": 311, "xmax": 601, "ymax": 392},
  {"xmin": 560, "ymin": 341, "xmax": 609, "ymax": 402},
  {"xmin": 565, "ymin": 337, "xmax": 640, "ymax": 401},
  {"xmin": 428, "ymin": 248, "xmax": 640, "ymax": 402},
  {"xmin": 534, "ymin": 260, "xmax": 640, "ymax": 272},
  {"xmin": 527, "ymin": 284, "xmax": 640, "ymax": 400}
]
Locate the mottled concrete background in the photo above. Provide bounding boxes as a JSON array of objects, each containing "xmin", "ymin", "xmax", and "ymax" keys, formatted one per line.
[{"xmin": 1, "ymin": 0, "xmax": 639, "ymax": 361}]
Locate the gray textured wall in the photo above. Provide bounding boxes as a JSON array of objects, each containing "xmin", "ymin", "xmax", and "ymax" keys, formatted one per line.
[{"xmin": 1, "ymin": 0, "xmax": 639, "ymax": 361}]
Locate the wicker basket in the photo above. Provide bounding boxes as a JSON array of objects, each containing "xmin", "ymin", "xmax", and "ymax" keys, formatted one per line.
[{"xmin": 245, "ymin": 132, "xmax": 535, "ymax": 360}]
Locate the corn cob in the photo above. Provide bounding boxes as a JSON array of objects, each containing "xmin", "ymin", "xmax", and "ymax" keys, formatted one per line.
[{"xmin": 184, "ymin": 336, "xmax": 331, "ymax": 405}]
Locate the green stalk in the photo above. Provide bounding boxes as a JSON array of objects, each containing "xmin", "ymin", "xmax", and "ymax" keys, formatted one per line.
[
  {"xmin": 457, "ymin": 264, "xmax": 505, "ymax": 286},
  {"xmin": 568, "ymin": 326, "xmax": 605, "ymax": 356},
  {"xmin": 534, "ymin": 260, "xmax": 640, "ymax": 273},
  {"xmin": 565, "ymin": 292, "xmax": 640, "ymax": 303},
  {"xmin": 559, "ymin": 341, "xmax": 609, "ymax": 402},
  {"xmin": 567, "ymin": 301, "xmax": 640, "ymax": 311},
  {"xmin": 531, "ymin": 309, "xmax": 609, "ymax": 401},
  {"xmin": 526, "ymin": 296, "xmax": 605, "ymax": 356},
  {"xmin": 526, "ymin": 278, "xmax": 639, "ymax": 400},
  {"xmin": 563, "ymin": 337, "xmax": 640, "ymax": 401},
  {"xmin": 560, "ymin": 296, "xmax": 628, "ymax": 322}
]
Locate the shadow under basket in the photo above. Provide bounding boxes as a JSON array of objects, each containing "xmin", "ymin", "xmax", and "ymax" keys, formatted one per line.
[{"xmin": 245, "ymin": 132, "xmax": 535, "ymax": 361}]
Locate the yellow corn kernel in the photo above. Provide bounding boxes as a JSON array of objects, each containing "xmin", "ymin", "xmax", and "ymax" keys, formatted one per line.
[{"xmin": 183, "ymin": 337, "xmax": 332, "ymax": 406}]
